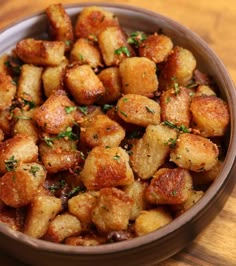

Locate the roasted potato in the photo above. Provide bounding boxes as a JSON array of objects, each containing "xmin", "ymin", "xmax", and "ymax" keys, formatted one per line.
[{"xmin": 0, "ymin": 73, "xmax": 16, "ymax": 110}]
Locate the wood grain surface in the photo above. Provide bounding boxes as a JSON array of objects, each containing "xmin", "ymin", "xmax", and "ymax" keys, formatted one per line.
[{"xmin": 0, "ymin": 1, "xmax": 235, "ymax": 265}]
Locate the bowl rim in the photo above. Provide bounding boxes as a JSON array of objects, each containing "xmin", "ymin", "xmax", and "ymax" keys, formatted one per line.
[{"xmin": 0, "ymin": 1, "xmax": 236, "ymax": 257}]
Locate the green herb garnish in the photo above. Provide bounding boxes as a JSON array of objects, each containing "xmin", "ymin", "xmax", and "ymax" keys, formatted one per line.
[
  {"xmin": 163, "ymin": 120, "xmax": 190, "ymax": 133},
  {"xmin": 65, "ymin": 106, "xmax": 77, "ymax": 114},
  {"xmin": 127, "ymin": 31, "xmax": 147, "ymax": 47},
  {"xmin": 5, "ymin": 156, "xmax": 18, "ymax": 172},
  {"xmin": 145, "ymin": 106, "xmax": 155, "ymax": 114},
  {"xmin": 114, "ymin": 46, "xmax": 130, "ymax": 57},
  {"xmin": 78, "ymin": 106, "xmax": 88, "ymax": 116}
]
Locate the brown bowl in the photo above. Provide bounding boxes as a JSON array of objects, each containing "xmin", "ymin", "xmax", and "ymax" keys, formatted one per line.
[{"xmin": 0, "ymin": 3, "xmax": 235, "ymax": 266}]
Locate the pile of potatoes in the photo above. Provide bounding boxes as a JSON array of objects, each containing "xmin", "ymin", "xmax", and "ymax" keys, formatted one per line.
[{"xmin": 0, "ymin": 4, "xmax": 229, "ymax": 245}]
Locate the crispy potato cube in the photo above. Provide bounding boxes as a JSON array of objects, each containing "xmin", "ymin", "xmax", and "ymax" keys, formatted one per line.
[
  {"xmin": 0, "ymin": 109, "xmax": 11, "ymax": 136},
  {"xmin": 0, "ymin": 73, "xmax": 16, "ymax": 110},
  {"xmin": 190, "ymin": 95, "xmax": 230, "ymax": 137},
  {"xmin": 33, "ymin": 90, "xmax": 77, "ymax": 134},
  {"xmin": 70, "ymin": 38, "xmax": 102, "ymax": 69},
  {"xmin": 97, "ymin": 67, "xmax": 122, "ymax": 104},
  {"xmin": 80, "ymin": 146, "xmax": 134, "ymax": 190},
  {"xmin": 159, "ymin": 46, "xmax": 197, "ymax": 90},
  {"xmin": 119, "ymin": 57, "xmax": 158, "ymax": 97},
  {"xmin": 160, "ymin": 86, "xmax": 191, "ymax": 127},
  {"xmin": 46, "ymin": 3, "xmax": 74, "ymax": 51},
  {"xmin": 65, "ymin": 64, "xmax": 105, "ymax": 105},
  {"xmin": 0, "ymin": 134, "xmax": 38, "ymax": 174},
  {"xmin": 24, "ymin": 194, "xmax": 62, "ymax": 238},
  {"xmin": 134, "ymin": 207, "xmax": 172, "ymax": 236},
  {"xmin": 0, "ymin": 54, "xmax": 9, "ymax": 75},
  {"xmin": 80, "ymin": 114, "xmax": 125, "ymax": 148},
  {"xmin": 91, "ymin": 187, "xmax": 133, "ymax": 233},
  {"xmin": 68, "ymin": 191, "xmax": 99, "ymax": 223},
  {"xmin": 117, "ymin": 94, "xmax": 161, "ymax": 127},
  {"xmin": 12, "ymin": 108, "xmax": 39, "ymax": 142},
  {"xmin": 0, "ymin": 162, "xmax": 46, "ymax": 208},
  {"xmin": 98, "ymin": 26, "xmax": 135, "ymax": 66},
  {"xmin": 170, "ymin": 133, "xmax": 219, "ymax": 172},
  {"xmin": 130, "ymin": 124, "xmax": 177, "ymax": 179},
  {"xmin": 123, "ymin": 180, "xmax": 148, "ymax": 220},
  {"xmin": 172, "ymin": 190, "xmax": 204, "ymax": 216},
  {"xmin": 194, "ymin": 85, "xmax": 216, "ymax": 97},
  {"xmin": 75, "ymin": 6, "xmax": 119, "ymax": 38},
  {"xmin": 16, "ymin": 38, "xmax": 65, "ymax": 66},
  {"xmin": 17, "ymin": 64, "xmax": 43, "ymax": 106},
  {"xmin": 139, "ymin": 33, "xmax": 173, "ymax": 63},
  {"xmin": 42, "ymin": 59, "xmax": 68, "ymax": 98},
  {"xmin": 39, "ymin": 138, "xmax": 80, "ymax": 173},
  {"xmin": 45, "ymin": 212, "xmax": 81, "ymax": 243},
  {"xmin": 145, "ymin": 168, "xmax": 193, "ymax": 205}
]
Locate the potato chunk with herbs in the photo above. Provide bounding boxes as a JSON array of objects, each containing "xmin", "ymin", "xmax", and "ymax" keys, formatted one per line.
[
  {"xmin": 159, "ymin": 46, "xmax": 197, "ymax": 90},
  {"xmin": 91, "ymin": 187, "xmax": 133, "ymax": 233},
  {"xmin": 160, "ymin": 86, "xmax": 191, "ymax": 128},
  {"xmin": 65, "ymin": 64, "xmax": 105, "ymax": 105},
  {"xmin": 46, "ymin": 3, "xmax": 74, "ymax": 51},
  {"xmin": 80, "ymin": 114, "xmax": 125, "ymax": 148},
  {"xmin": 134, "ymin": 207, "xmax": 172, "ymax": 236},
  {"xmin": 24, "ymin": 194, "xmax": 62, "ymax": 238},
  {"xmin": 117, "ymin": 94, "xmax": 161, "ymax": 127},
  {"xmin": 80, "ymin": 146, "xmax": 134, "ymax": 190},
  {"xmin": 190, "ymin": 95, "xmax": 230, "ymax": 137},
  {"xmin": 170, "ymin": 133, "xmax": 219, "ymax": 172},
  {"xmin": 130, "ymin": 124, "xmax": 177, "ymax": 179},
  {"xmin": 0, "ymin": 73, "xmax": 16, "ymax": 110},
  {"xmin": 0, "ymin": 134, "xmax": 38, "ymax": 174},
  {"xmin": 119, "ymin": 57, "xmax": 158, "ymax": 97},
  {"xmin": 139, "ymin": 33, "xmax": 173, "ymax": 63},
  {"xmin": 0, "ymin": 163, "xmax": 46, "ymax": 208},
  {"xmin": 145, "ymin": 168, "xmax": 193, "ymax": 205},
  {"xmin": 97, "ymin": 67, "xmax": 122, "ymax": 104},
  {"xmin": 70, "ymin": 38, "xmax": 102, "ymax": 69},
  {"xmin": 33, "ymin": 90, "xmax": 77, "ymax": 134},
  {"xmin": 98, "ymin": 26, "xmax": 135, "ymax": 66},
  {"xmin": 45, "ymin": 212, "xmax": 81, "ymax": 243},
  {"xmin": 75, "ymin": 6, "xmax": 119, "ymax": 38},
  {"xmin": 16, "ymin": 38, "xmax": 65, "ymax": 66}
]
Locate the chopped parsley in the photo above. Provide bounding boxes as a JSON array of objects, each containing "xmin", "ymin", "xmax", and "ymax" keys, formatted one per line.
[
  {"xmin": 164, "ymin": 137, "xmax": 177, "ymax": 149},
  {"xmin": 119, "ymin": 110, "xmax": 128, "ymax": 117},
  {"xmin": 114, "ymin": 46, "xmax": 130, "ymax": 57},
  {"xmin": 113, "ymin": 153, "xmax": 121, "ymax": 162},
  {"xmin": 78, "ymin": 106, "xmax": 88, "ymax": 116},
  {"xmin": 5, "ymin": 156, "xmax": 18, "ymax": 172},
  {"xmin": 163, "ymin": 120, "xmax": 190, "ymax": 133},
  {"xmin": 67, "ymin": 186, "xmax": 84, "ymax": 198},
  {"xmin": 29, "ymin": 165, "xmax": 40, "ymax": 177},
  {"xmin": 65, "ymin": 106, "xmax": 77, "ymax": 114},
  {"xmin": 127, "ymin": 31, "xmax": 147, "ymax": 47},
  {"xmin": 145, "ymin": 106, "xmax": 155, "ymax": 114},
  {"xmin": 102, "ymin": 104, "xmax": 113, "ymax": 112}
]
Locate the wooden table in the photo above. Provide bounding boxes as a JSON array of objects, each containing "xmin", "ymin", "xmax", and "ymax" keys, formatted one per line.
[{"xmin": 0, "ymin": 0, "xmax": 235, "ymax": 265}]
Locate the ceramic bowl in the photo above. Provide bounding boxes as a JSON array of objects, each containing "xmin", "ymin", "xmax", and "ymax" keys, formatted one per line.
[{"xmin": 0, "ymin": 3, "xmax": 235, "ymax": 266}]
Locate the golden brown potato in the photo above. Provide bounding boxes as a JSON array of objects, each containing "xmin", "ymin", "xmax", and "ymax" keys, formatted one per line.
[
  {"xmin": 139, "ymin": 33, "xmax": 173, "ymax": 63},
  {"xmin": 170, "ymin": 133, "xmax": 219, "ymax": 172},
  {"xmin": 0, "ymin": 162, "xmax": 46, "ymax": 208},
  {"xmin": 24, "ymin": 194, "xmax": 62, "ymax": 238},
  {"xmin": 0, "ymin": 134, "xmax": 38, "ymax": 174},
  {"xmin": 46, "ymin": 3, "xmax": 74, "ymax": 51},
  {"xmin": 98, "ymin": 26, "xmax": 135, "ymax": 66},
  {"xmin": 91, "ymin": 187, "xmax": 133, "ymax": 233},
  {"xmin": 70, "ymin": 38, "xmax": 103, "ymax": 69},
  {"xmin": 97, "ymin": 67, "xmax": 122, "ymax": 104},
  {"xmin": 39, "ymin": 137, "xmax": 80, "ymax": 173},
  {"xmin": 45, "ymin": 212, "xmax": 81, "ymax": 243},
  {"xmin": 80, "ymin": 114, "xmax": 125, "ymax": 148},
  {"xmin": 75, "ymin": 6, "xmax": 119, "ymax": 38},
  {"xmin": 145, "ymin": 168, "xmax": 193, "ymax": 205},
  {"xmin": 33, "ymin": 90, "xmax": 77, "ymax": 134},
  {"xmin": 134, "ymin": 207, "xmax": 173, "ymax": 236},
  {"xmin": 65, "ymin": 235, "xmax": 105, "ymax": 246},
  {"xmin": 0, "ymin": 109, "xmax": 11, "ymax": 136},
  {"xmin": 65, "ymin": 64, "xmax": 105, "ymax": 105},
  {"xmin": 17, "ymin": 64, "xmax": 43, "ymax": 106},
  {"xmin": 12, "ymin": 108, "xmax": 39, "ymax": 142},
  {"xmin": 42, "ymin": 59, "xmax": 68, "ymax": 98},
  {"xmin": 68, "ymin": 191, "xmax": 99, "ymax": 223},
  {"xmin": 0, "ymin": 129, "xmax": 4, "ymax": 142},
  {"xmin": 119, "ymin": 57, "xmax": 158, "ymax": 97},
  {"xmin": 160, "ymin": 86, "xmax": 191, "ymax": 127},
  {"xmin": 159, "ymin": 46, "xmax": 197, "ymax": 90},
  {"xmin": 117, "ymin": 94, "xmax": 161, "ymax": 127},
  {"xmin": 80, "ymin": 146, "xmax": 134, "ymax": 190},
  {"xmin": 0, "ymin": 73, "xmax": 16, "ymax": 110},
  {"xmin": 190, "ymin": 95, "xmax": 230, "ymax": 137},
  {"xmin": 0, "ymin": 54, "xmax": 9, "ymax": 75},
  {"xmin": 130, "ymin": 124, "xmax": 177, "ymax": 179},
  {"xmin": 15, "ymin": 38, "xmax": 65, "ymax": 66},
  {"xmin": 194, "ymin": 85, "xmax": 216, "ymax": 97},
  {"xmin": 123, "ymin": 180, "xmax": 148, "ymax": 220},
  {"xmin": 172, "ymin": 190, "xmax": 204, "ymax": 216}
]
